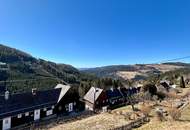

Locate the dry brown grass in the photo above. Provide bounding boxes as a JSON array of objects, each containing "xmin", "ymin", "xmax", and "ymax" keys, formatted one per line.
[
  {"xmin": 182, "ymin": 92, "xmax": 190, "ymax": 98},
  {"xmin": 136, "ymin": 120, "xmax": 190, "ymax": 130},
  {"xmin": 168, "ymin": 108, "xmax": 181, "ymax": 121},
  {"xmin": 167, "ymin": 91, "xmax": 177, "ymax": 99},
  {"xmin": 46, "ymin": 104, "xmax": 149, "ymax": 130},
  {"xmin": 140, "ymin": 105, "xmax": 152, "ymax": 117},
  {"xmin": 47, "ymin": 107, "xmax": 135, "ymax": 130},
  {"xmin": 116, "ymin": 71, "xmax": 143, "ymax": 80}
]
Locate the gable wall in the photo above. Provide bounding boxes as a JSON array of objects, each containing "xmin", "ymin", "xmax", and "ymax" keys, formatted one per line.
[
  {"xmin": 55, "ymin": 88, "xmax": 83, "ymax": 114},
  {"xmin": 95, "ymin": 91, "xmax": 108, "ymax": 109}
]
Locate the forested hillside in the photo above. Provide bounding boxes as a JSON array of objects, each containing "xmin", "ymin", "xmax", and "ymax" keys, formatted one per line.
[{"xmin": 0, "ymin": 44, "xmax": 94, "ymax": 93}]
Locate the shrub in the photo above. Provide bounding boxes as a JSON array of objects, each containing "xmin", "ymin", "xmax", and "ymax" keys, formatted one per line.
[
  {"xmin": 143, "ymin": 84, "xmax": 157, "ymax": 96},
  {"xmin": 156, "ymin": 110, "xmax": 165, "ymax": 122},
  {"xmin": 156, "ymin": 91, "xmax": 166, "ymax": 102}
]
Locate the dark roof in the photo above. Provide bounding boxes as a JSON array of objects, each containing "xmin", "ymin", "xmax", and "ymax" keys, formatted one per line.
[
  {"xmin": 120, "ymin": 88, "xmax": 130, "ymax": 97},
  {"xmin": 0, "ymin": 85, "xmax": 6, "ymax": 93},
  {"xmin": 106, "ymin": 89, "xmax": 123, "ymax": 100},
  {"xmin": 0, "ymin": 88, "xmax": 61, "ymax": 119},
  {"xmin": 120, "ymin": 87, "xmax": 140, "ymax": 97}
]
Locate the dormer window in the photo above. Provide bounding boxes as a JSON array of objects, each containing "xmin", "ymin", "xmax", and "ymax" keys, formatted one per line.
[{"xmin": 18, "ymin": 114, "xmax": 22, "ymax": 118}]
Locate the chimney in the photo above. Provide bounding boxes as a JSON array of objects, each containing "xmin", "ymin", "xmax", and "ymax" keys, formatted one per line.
[
  {"xmin": 32, "ymin": 88, "xmax": 37, "ymax": 96},
  {"xmin": 5, "ymin": 91, "xmax": 9, "ymax": 100}
]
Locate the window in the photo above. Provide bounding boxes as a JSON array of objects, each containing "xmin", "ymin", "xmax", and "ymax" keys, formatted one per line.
[
  {"xmin": 103, "ymin": 100, "xmax": 105, "ymax": 103},
  {"xmin": 102, "ymin": 106, "xmax": 108, "ymax": 112},
  {"xmin": 5, "ymin": 119, "xmax": 9, "ymax": 124},
  {"xmin": 18, "ymin": 114, "xmax": 22, "ymax": 118},
  {"xmin": 3, "ymin": 118, "xmax": 11, "ymax": 130},
  {"xmin": 46, "ymin": 110, "xmax": 53, "ymax": 116},
  {"xmin": 25, "ymin": 112, "xmax": 29, "ymax": 116},
  {"xmin": 68, "ymin": 103, "xmax": 73, "ymax": 112},
  {"xmin": 34, "ymin": 109, "xmax": 40, "ymax": 121},
  {"xmin": 43, "ymin": 108, "xmax": 47, "ymax": 111},
  {"xmin": 36, "ymin": 111, "xmax": 38, "ymax": 115}
]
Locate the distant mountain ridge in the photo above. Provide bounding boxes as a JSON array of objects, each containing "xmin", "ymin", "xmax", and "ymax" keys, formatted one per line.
[{"xmin": 81, "ymin": 63, "xmax": 190, "ymax": 80}]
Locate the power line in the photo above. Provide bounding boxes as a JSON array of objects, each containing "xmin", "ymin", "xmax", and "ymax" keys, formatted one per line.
[
  {"xmin": 0, "ymin": 76, "xmax": 68, "ymax": 85},
  {"xmin": 156, "ymin": 55, "xmax": 190, "ymax": 64}
]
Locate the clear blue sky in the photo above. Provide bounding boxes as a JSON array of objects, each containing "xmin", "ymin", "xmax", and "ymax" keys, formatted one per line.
[{"xmin": 0, "ymin": 0, "xmax": 190, "ymax": 68}]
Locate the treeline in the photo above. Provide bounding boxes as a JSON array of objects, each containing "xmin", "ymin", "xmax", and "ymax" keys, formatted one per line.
[
  {"xmin": 146, "ymin": 67, "xmax": 190, "ymax": 85},
  {"xmin": 78, "ymin": 78, "xmax": 123, "ymax": 97}
]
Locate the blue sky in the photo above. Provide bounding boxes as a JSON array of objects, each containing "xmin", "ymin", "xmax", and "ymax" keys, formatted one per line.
[{"xmin": 0, "ymin": 0, "xmax": 190, "ymax": 68}]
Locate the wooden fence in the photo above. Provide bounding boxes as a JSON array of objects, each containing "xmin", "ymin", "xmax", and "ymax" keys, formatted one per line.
[{"xmin": 110, "ymin": 116, "xmax": 150, "ymax": 130}]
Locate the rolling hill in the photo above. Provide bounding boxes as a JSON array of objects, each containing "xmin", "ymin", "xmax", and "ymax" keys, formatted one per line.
[{"xmin": 81, "ymin": 63, "xmax": 190, "ymax": 81}]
